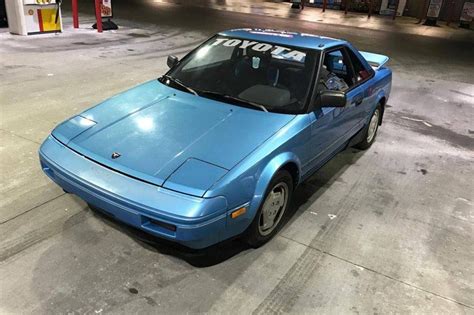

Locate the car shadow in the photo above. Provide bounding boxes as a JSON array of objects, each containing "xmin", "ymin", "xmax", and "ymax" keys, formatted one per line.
[
  {"xmin": 282, "ymin": 147, "xmax": 365, "ymax": 229},
  {"xmin": 90, "ymin": 147, "xmax": 365, "ymax": 267},
  {"xmin": 90, "ymin": 207, "xmax": 252, "ymax": 268}
]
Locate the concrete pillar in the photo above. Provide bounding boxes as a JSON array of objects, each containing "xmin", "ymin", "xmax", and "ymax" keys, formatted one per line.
[{"xmin": 5, "ymin": 0, "xmax": 27, "ymax": 35}]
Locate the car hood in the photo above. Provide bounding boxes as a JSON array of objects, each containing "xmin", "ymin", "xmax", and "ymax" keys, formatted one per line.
[{"xmin": 53, "ymin": 81, "xmax": 294, "ymax": 196}]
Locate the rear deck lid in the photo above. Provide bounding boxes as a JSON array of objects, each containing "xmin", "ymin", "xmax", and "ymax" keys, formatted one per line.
[{"xmin": 359, "ymin": 51, "xmax": 389, "ymax": 70}]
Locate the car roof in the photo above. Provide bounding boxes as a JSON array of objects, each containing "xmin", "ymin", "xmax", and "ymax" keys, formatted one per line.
[{"xmin": 218, "ymin": 28, "xmax": 346, "ymax": 50}]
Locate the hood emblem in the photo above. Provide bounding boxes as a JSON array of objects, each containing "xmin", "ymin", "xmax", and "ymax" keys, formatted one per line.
[{"xmin": 111, "ymin": 152, "xmax": 121, "ymax": 159}]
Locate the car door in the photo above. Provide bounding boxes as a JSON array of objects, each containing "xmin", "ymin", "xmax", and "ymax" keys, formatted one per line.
[
  {"xmin": 302, "ymin": 47, "xmax": 365, "ymax": 174},
  {"xmin": 342, "ymin": 46, "xmax": 376, "ymax": 134}
]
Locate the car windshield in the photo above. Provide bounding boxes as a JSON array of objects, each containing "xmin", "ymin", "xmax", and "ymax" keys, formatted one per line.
[{"xmin": 164, "ymin": 36, "xmax": 319, "ymax": 113}]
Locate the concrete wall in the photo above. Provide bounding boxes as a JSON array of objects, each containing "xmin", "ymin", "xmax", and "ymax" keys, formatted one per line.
[
  {"xmin": 439, "ymin": 0, "xmax": 466, "ymax": 21},
  {"xmin": 404, "ymin": 0, "xmax": 424, "ymax": 17},
  {"xmin": 404, "ymin": 0, "xmax": 468, "ymax": 21},
  {"xmin": 303, "ymin": 0, "xmax": 469, "ymax": 21}
]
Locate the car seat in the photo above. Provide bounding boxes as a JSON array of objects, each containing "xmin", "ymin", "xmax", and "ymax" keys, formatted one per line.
[{"xmin": 234, "ymin": 47, "xmax": 280, "ymax": 92}]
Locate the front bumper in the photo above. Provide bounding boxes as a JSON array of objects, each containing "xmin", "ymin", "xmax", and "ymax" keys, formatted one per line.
[{"xmin": 39, "ymin": 136, "xmax": 229, "ymax": 249}]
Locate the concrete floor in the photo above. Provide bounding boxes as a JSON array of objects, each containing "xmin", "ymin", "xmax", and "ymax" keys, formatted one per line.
[{"xmin": 1, "ymin": 1, "xmax": 473, "ymax": 313}]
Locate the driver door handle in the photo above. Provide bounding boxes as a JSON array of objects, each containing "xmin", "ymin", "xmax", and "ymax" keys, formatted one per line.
[{"xmin": 352, "ymin": 94, "xmax": 364, "ymax": 106}]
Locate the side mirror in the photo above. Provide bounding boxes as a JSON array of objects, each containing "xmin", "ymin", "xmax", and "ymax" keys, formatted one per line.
[
  {"xmin": 167, "ymin": 55, "xmax": 179, "ymax": 69},
  {"xmin": 315, "ymin": 90, "xmax": 346, "ymax": 108}
]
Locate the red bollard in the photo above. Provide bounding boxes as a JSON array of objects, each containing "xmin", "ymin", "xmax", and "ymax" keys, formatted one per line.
[
  {"xmin": 322, "ymin": 0, "xmax": 327, "ymax": 12},
  {"xmin": 72, "ymin": 0, "xmax": 79, "ymax": 28},
  {"xmin": 417, "ymin": 0, "xmax": 429, "ymax": 24},
  {"xmin": 446, "ymin": 0, "xmax": 455, "ymax": 26},
  {"xmin": 368, "ymin": 0, "xmax": 373, "ymax": 18},
  {"xmin": 95, "ymin": 0, "xmax": 103, "ymax": 33},
  {"xmin": 392, "ymin": 0, "xmax": 399, "ymax": 20}
]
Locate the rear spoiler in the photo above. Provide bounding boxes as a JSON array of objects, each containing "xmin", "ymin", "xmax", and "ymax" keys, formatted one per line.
[{"xmin": 359, "ymin": 51, "xmax": 389, "ymax": 70}]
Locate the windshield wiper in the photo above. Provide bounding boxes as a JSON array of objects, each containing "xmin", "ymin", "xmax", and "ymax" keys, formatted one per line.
[
  {"xmin": 196, "ymin": 90, "xmax": 268, "ymax": 112},
  {"xmin": 162, "ymin": 75, "xmax": 198, "ymax": 96}
]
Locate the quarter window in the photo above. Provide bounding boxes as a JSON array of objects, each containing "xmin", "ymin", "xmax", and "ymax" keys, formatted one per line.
[{"xmin": 346, "ymin": 48, "xmax": 372, "ymax": 83}]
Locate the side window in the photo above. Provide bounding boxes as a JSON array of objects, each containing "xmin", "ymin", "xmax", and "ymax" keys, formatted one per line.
[
  {"xmin": 319, "ymin": 49, "xmax": 352, "ymax": 92},
  {"xmin": 346, "ymin": 48, "xmax": 372, "ymax": 83}
]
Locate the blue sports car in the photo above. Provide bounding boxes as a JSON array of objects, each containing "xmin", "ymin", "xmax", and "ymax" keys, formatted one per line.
[{"xmin": 39, "ymin": 29, "xmax": 391, "ymax": 249}]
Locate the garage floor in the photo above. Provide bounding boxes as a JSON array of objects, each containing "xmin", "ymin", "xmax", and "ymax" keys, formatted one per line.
[{"xmin": 1, "ymin": 1, "xmax": 473, "ymax": 313}]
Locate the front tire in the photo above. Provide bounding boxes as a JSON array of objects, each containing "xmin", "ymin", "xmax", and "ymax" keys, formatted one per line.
[
  {"xmin": 355, "ymin": 104, "xmax": 382, "ymax": 150},
  {"xmin": 245, "ymin": 170, "xmax": 293, "ymax": 248}
]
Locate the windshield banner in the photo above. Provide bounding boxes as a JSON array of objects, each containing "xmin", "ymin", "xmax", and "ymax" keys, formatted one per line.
[{"xmin": 211, "ymin": 38, "xmax": 306, "ymax": 62}]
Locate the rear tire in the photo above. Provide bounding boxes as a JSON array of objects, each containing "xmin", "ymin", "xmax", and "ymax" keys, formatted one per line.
[
  {"xmin": 245, "ymin": 170, "xmax": 293, "ymax": 248},
  {"xmin": 355, "ymin": 104, "xmax": 382, "ymax": 150}
]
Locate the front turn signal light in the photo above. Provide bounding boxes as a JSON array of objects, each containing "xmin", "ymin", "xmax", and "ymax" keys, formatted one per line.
[{"xmin": 231, "ymin": 207, "xmax": 247, "ymax": 219}]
